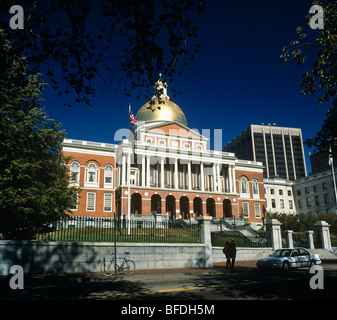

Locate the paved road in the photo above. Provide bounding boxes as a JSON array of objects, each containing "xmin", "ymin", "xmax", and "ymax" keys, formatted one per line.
[{"xmin": 1, "ymin": 261, "xmax": 336, "ymax": 301}]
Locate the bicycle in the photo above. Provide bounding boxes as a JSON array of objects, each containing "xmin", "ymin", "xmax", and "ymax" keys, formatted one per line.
[{"xmin": 100, "ymin": 251, "xmax": 135, "ymax": 276}]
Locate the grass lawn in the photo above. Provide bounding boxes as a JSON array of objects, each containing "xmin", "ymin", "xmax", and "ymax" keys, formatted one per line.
[{"xmin": 36, "ymin": 227, "xmax": 200, "ymax": 243}]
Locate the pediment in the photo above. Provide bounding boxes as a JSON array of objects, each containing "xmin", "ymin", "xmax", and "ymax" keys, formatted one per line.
[{"xmin": 143, "ymin": 121, "xmax": 208, "ymax": 141}]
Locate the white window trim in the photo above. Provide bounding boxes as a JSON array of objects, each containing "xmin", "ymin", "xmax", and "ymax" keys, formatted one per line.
[
  {"xmin": 86, "ymin": 192, "xmax": 96, "ymax": 211},
  {"xmin": 254, "ymin": 203, "xmax": 261, "ymax": 218},
  {"xmin": 104, "ymin": 164, "xmax": 113, "ymax": 188},
  {"xmin": 243, "ymin": 202, "xmax": 249, "ymax": 218},
  {"xmin": 129, "ymin": 168, "xmax": 138, "ymax": 186},
  {"xmin": 85, "ymin": 163, "xmax": 100, "ymax": 188},
  {"xmin": 69, "ymin": 161, "xmax": 80, "ymax": 186},
  {"xmin": 252, "ymin": 179, "xmax": 259, "ymax": 198},
  {"xmin": 240, "ymin": 178, "xmax": 250, "ymax": 198},
  {"xmin": 103, "ymin": 193, "xmax": 113, "ymax": 212}
]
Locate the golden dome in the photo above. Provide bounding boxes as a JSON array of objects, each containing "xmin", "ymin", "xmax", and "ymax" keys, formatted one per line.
[{"xmin": 135, "ymin": 98, "xmax": 188, "ymax": 126}]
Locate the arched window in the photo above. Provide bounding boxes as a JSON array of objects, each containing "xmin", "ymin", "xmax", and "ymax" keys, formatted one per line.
[
  {"xmin": 70, "ymin": 161, "xmax": 80, "ymax": 184},
  {"xmin": 104, "ymin": 164, "xmax": 113, "ymax": 186},
  {"xmin": 252, "ymin": 179, "xmax": 259, "ymax": 196},
  {"xmin": 240, "ymin": 178, "xmax": 248, "ymax": 194},
  {"xmin": 87, "ymin": 163, "xmax": 98, "ymax": 183}
]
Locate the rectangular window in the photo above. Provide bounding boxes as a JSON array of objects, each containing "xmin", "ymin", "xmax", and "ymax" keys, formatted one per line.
[
  {"xmin": 271, "ymin": 199, "xmax": 276, "ymax": 208},
  {"xmin": 254, "ymin": 203, "xmax": 261, "ymax": 218},
  {"xmin": 243, "ymin": 202, "xmax": 249, "ymax": 217},
  {"xmin": 324, "ymin": 193, "xmax": 330, "ymax": 204},
  {"xmin": 315, "ymin": 195, "xmax": 320, "ymax": 206},
  {"xmin": 130, "ymin": 169, "xmax": 137, "ymax": 185},
  {"xmin": 87, "ymin": 192, "xmax": 96, "ymax": 211},
  {"xmin": 280, "ymin": 199, "xmax": 284, "ymax": 209},
  {"xmin": 104, "ymin": 194, "xmax": 112, "ymax": 212},
  {"xmin": 306, "ymin": 197, "xmax": 311, "ymax": 207},
  {"xmin": 298, "ymin": 199, "xmax": 302, "ymax": 209},
  {"xmin": 289, "ymin": 200, "xmax": 293, "ymax": 209},
  {"xmin": 69, "ymin": 193, "xmax": 78, "ymax": 211}
]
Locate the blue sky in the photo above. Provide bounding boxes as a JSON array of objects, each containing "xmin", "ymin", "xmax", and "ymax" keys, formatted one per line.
[{"xmin": 42, "ymin": 0, "xmax": 328, "ymax": 174}]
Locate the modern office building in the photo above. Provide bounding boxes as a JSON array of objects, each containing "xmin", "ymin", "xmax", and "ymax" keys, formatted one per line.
[{"xmin": 223, "ymin": 124, "xmax": 307, "ymax": 180}]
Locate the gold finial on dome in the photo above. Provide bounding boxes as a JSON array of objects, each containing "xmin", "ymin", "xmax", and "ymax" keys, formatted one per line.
[
  {"xmin": 153, "ymin": 73, "xmax": 169, "ymax": 100},
  {"xmin": 135, "ymin": 73, "xmax": 187, "ymax": 126}
]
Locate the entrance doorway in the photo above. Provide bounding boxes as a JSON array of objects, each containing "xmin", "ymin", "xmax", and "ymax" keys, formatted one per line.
[
  {"xmin": 180, "ymin": 196, "xmax": 190, "ymax": 219},
  {"xmin": 166, "ymin": 195, "xmax": 176, "ymax": 219}
]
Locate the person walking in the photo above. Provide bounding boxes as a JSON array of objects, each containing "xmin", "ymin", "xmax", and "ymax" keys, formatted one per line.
[
  {"xmin": 227, "ymin": 239, "xmax": 237, "ymax": 270},
  {"xmin": 223, "ymin": 241, "xmax": 231, "ymax": 269}
]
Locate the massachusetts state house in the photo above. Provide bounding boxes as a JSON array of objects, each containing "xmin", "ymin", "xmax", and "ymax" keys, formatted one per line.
[{"xmin": 63, "ymin": 76, "xmax": 266, "ymax": 227}]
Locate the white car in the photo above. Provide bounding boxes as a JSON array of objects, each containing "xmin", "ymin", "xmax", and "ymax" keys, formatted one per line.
[{"xmin": 256, "ymin": 248, "xmax": 321, "ymax": 271}]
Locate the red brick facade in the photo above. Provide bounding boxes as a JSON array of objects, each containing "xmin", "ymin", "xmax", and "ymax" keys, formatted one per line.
[{"xmin": 63, "ymin": 139, "xmax": 265, "ymax": 224}]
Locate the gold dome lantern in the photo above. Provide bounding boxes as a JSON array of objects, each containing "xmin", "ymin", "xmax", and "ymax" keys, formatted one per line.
[{"xmin": 135, "ymin": 74, "xmax": 188, "ymax": 126}]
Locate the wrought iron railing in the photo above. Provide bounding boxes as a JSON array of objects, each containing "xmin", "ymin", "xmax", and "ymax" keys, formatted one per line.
[{"xmin": 34, "ymin": 216, "xmax": 201, "ymax": 243}]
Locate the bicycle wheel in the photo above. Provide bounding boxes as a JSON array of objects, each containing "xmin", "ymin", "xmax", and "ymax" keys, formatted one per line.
[
  {"xmin": 122, "ymin": 260, "xmax": 135, "ymax": 275},
  {"xmin": 101, "ymin": 259, "xmax": 116, "ymax": 276}
]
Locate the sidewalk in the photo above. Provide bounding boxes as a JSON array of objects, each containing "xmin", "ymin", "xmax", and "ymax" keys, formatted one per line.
[{"xmin": 130, "ymin": 260, "xmax": 258, "ymax": 277}]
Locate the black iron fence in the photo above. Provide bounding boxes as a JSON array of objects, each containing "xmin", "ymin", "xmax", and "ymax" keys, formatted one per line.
[{"xmin": 35, "ymin": 216, "xmax": 201, "ymax": 244}]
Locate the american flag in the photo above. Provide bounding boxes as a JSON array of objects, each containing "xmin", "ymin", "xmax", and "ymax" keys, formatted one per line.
[{"xmin": 129, "ymin": 105, "xmax": 138, "ymax": 125}]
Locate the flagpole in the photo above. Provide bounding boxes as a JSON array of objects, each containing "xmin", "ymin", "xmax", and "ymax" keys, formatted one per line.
[
  {"xmin": 330, "ymin": 145, "xmax": 337, "ymax": 214},
  {"xmin": 128, "ymin": 104, "xmax": 131, "ymax": 235}
]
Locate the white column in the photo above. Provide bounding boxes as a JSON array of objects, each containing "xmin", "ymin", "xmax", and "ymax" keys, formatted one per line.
[
  {"xmin": 146, "ymin": 155, "xmax": 150, "ymax": 187},
  {"xmin": 212, "ymin": 164, "xmax": 216, "ymax": 192},
  {"xmin": 188, "ymin": 160, "xmax": 192, "ymax": 190},
  {"xmin": 200, "ymin": 162, "xmax": 204, "ymax": 191},
  {"xmin": 122, "ymin": 154, "xmax": 126, "ymax": 185},
  {"xmin": 161, "ymin": 157, "xmax": 165, "ymax": 188},
  {"xmin": 216, "ymin": 163, "xmax": 221, "ymax": 192},
  {"xmin": 228, "ymin": 165, "xmax": 232, "ymax": 193},
  {"xmin": 174, "ymin": 158, "xmax": 178, "ymax": 189},
  {"xmin": 183, "ymin": 164, "xmax": 186, "ymax": 189},
  {"xmin": 232, "ymin": 165, "xmax": 236, "ymax": 193},
  {"xmin": 141, "ymin": 155, "xmax": 145, "ymax": 187}
]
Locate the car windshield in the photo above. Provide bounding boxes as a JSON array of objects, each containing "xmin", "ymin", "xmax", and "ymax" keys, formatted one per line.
[{"xmin": 270, "ymin": 249, "xmax": 291, "ymax": 257}]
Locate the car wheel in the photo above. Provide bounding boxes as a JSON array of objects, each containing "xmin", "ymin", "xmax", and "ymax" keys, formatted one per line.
[{"xmin": 282, "ymin": 261, "xmax": 290, "ymax": 271}]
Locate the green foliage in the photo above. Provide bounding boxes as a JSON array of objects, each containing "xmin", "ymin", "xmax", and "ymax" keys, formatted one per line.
[
  {"xmin": 280, "ymin": 0, "xmax": 337, "ymax": 156},
  {"xmin": 0, "ymin": 30, "xmax": 79, "ymax": 240},
  {"xmin": 0, "ymin": 0, "xmax": 203, "ymax": 107},
  {"xmin": 266, "ymin": 212, "xmax": 337, "ymax": 235}
]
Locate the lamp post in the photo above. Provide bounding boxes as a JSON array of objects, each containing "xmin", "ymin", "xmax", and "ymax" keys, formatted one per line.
[
  {"xmin": 262, "ymin": 205, "xmax": 267, "ymax": 230},
  {"xmin": 294, "ymin": 214, "xmax": 310, "ymax": 230}
]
